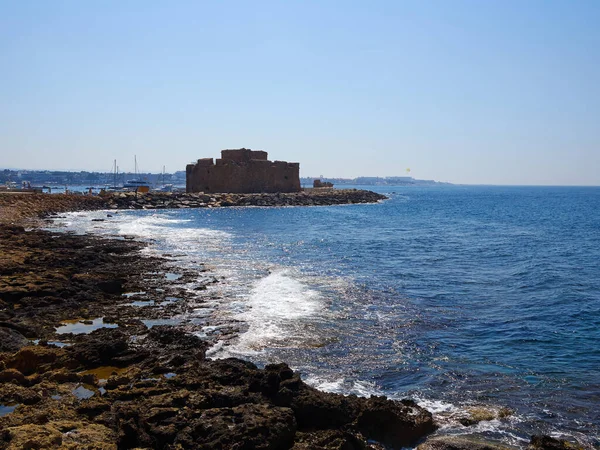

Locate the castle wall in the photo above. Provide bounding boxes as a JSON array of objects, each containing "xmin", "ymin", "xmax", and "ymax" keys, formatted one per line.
[{"xmin": 186, "ymin": 149, "xmax": 300, "ymax": 194}]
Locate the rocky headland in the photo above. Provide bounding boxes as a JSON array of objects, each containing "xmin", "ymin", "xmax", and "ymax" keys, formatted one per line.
[{"xmin": 0, "ymin": 193, "xmax": 585, "ymax": 449}]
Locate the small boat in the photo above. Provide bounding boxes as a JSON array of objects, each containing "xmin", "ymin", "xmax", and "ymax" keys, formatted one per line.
[
  {"xmin": 124, "ymin": 179, "xmax": 150, "ymax": 192},
  {"xmin": 123, "ymin": 156, "xmax": 150, "ymax": 193}
]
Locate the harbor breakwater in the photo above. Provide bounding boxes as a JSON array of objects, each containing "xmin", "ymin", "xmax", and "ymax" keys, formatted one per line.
[
  {"xmin": 0, "ymin": 189, "xmax": 387, "ymax": 224},
  {"xmin": 101, "ymin": 189, "xmax": 388, "ymax": 209}
]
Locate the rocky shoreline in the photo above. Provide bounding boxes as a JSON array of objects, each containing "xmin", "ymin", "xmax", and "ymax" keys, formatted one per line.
[
  {"xmin": 0, "ymin": 190, "xmax": 387, "ymax": 224},
  {"xmin": 0, "ymin": 194, "xmax": 586, "ymax": 449}
]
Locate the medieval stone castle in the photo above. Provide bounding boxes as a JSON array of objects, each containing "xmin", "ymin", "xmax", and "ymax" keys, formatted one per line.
[{"xmin": 186, "ymin": 149, "xmax": 300, "ymax": 194}]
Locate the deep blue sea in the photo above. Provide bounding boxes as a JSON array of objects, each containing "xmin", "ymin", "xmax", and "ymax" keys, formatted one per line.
[{"xmin": 59, "ymin": 186, "xmax": 600, "ymax": 447}]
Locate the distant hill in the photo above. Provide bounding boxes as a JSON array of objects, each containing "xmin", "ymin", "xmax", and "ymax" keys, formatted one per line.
[{"xmin": 300, "ymin": 176, "xmax": 450, "ymax": 187}]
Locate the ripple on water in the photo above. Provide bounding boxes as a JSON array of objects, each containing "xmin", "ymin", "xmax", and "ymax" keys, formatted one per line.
[{"xmin": 55, "ymin": 318, "xmax": 118, "ymax": 335}]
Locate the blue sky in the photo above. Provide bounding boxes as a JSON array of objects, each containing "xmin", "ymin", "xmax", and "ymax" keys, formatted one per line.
[{"xmin": 1, "ymin": 0, "xmax": 599, "ymax": 184}]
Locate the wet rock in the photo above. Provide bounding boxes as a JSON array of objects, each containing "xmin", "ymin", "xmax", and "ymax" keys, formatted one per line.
[
  {"xmin": 459, "ymin": 406, "xmax": 513, "ymax": 427},
  {"xmin": 6, "ymin": 346, "xmax": 59, "ymax": 375},
  {"xmin": 105, "ymin": 373, "xmax": 131, "ymax": 390},
  {"xmin": 46, "ymin": 368, "xmax": 80, "ymax": 383},
  {"xmin": 114, "ymin": 404, "xmax": 156, "ymax": 448},
  {"xmin": 61, "ymin": 423, "xmax": 117, "ymax": 449},
  {"xmin": 0, "ymin": 382, "xmax": 43, "ymax": 405},
  {"xmin": 417, "ymin": 436, "xmax": 518, "ymax": 450},
  {"xmin": 1, "ymin": 424, "xmax": 63, "ymax": 449},
  {"xmin": 0, "ymin": 369, "xmax": 27, "ymax": 385},
  {"xmin": 292, "ymin": 429, "xmax": 383, "ymax": 449},
  {"xmin": 355, "ymin": 397, "xmax": 436, "ymax": 448},
  {"xmin": 68, "ymin": 328, "xmax": 142, "ymax": 368},
  {"xmin": 143, "ymin": 325, "xmax": 208, "ymax": 367},
  {"xmin": 0, "ymin": 421, "xmax": 117, "ymax": 450},
  {"xmin": 528, "ymin": 435, "xmax": 583, "ymax": 449},
  {"xmin": 0, "ymin": 327, "xmax": 29, "ymax": 353},
  {"xmin": 175, "ymin": 404, "xmax": 297, "ymax": 449},
  {"xmin": 417, "ymin": 436, "xmax": 516, "ymax": 450},
  {"xmin": 287, "ymin": 386, "xmax": 360, "ymax": 429},
  {"xmin": 95, "ymin": 278, "xmax": 125, "ymax": 295},
  {"xmin": 146, "ymin": 325, "xmax": 207, "ymax": 352},
  {"xmin": 281, "ymin": 375, "xmax": 429, "ymax": 445}
]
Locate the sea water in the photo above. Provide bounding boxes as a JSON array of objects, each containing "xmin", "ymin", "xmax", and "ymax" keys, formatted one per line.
[{"xmin": 57, "ymin": 186, "xmax": 600, "ymax": 447}]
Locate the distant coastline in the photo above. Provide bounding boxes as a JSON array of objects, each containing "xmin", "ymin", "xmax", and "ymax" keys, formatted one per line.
[
  {"xmin": 301, "ymin": 176, "xmax": 451, "ymax": 187},
  {"xmin": 1, "ymin": 168, "xmax": 451, "ymax": 190}
]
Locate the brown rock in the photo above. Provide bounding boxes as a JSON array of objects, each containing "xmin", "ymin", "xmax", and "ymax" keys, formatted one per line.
[
  {"xmin": 68, "ymin": 328, "xmax": 139, "ymax": 368},
  {"xmin": 0, "ymin": 327, "xmax": 30, "ymax": 353},
  {"xmin": 417, "ymin": 435, "xmax": 516, "ymax": 450},
  {"xmin": 1, "ymin": 424, "xmax": 63, "ymax": 449},
  {"xmin": 175, "ymin": 404, "xmax": 297, "ymax": 449},
  {"xmin": 293, "ymin": 429, "xmax": 382, "ymax": 450},
  {"xmin": 6, "ymin": 346, "xmax": 59, "ymax": 375},
  {"xmin": 355, "ymin": 397, "xmax": 436, "ymax": 448},
  {"xmin": 528, "ymin": 435, "xmax": 584, "ymax": 449},
  {"xmin": 0, "ymin": 368, "xmax": 26, "ymax": 385}
]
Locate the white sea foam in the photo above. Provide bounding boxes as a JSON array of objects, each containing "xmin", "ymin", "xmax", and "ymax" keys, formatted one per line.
[
  {"xmin": 411, "ymin": 396, "xmax": 459, "ymax": 415},
  {"xmin": 57, "ymin": 212, "xmax": 230, "ymax": 246},
  {"xmin": 205, "ymin": 340, "xmax": 225, "ymax": 357},
  {"xmin": 116, "ymin": 215, "xmax": 229, "ymax": 246},
  {"xmin": 217, "ymin": 269, "xmax": 324, "ymax": 356},
  {"xmin": 304, "ymin": 375, "xmax": 382, "ymax": 397}
]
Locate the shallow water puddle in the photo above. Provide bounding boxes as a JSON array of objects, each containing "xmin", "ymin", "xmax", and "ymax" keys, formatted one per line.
[
  {"xmin": 31, "ymin": 339, "xmax": 72, "ymax": 347},
  {"xmin": 0, "ymin": 404, "xmax": 19, "ymax": 417},
  {"xmin": 47, "ymin": 340, "xmax": 72, "ymax": 347},
  {"xmin": 165, "ymin": 273, "xmax": 182, "ymax": 281},
  {"xmin": 55, "ymin": 317, "xmax": 118, "ymax": 335},
  {"xmin": 141, "ymin": 318, "xmax": 183, "ymax": 328},
  {"xmin": 130, "ymin": 300, "xmax": 155, "ymax": 307},
  {"xmin": 163, "ymin": 372, "xmax": 177, "ymax": 379},
  {"xmin": 80, "ymin": 366, "xmax": 127, "ymax": 383},
  {"xmin": 159, "ymin": 297, "xmax": 181, "ymax": 306},
  {"xmin": 72, "ymin": 385, "xmax": 95, "ymax": 400},
  {"xmin": 122, "ymin": 291, "xmax": 146, "ymax": 298}
]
